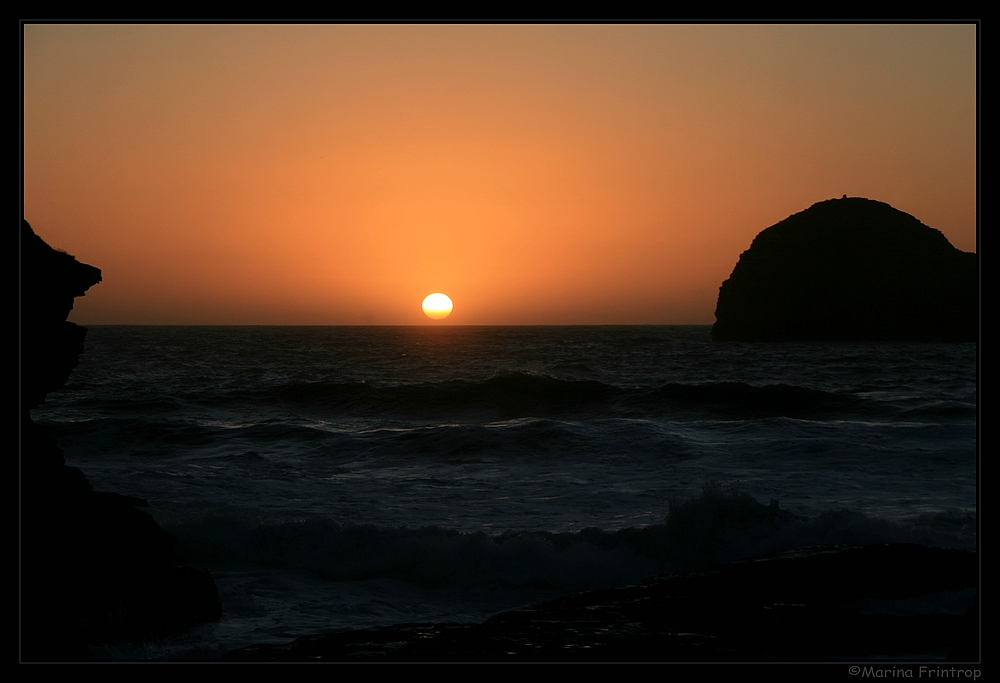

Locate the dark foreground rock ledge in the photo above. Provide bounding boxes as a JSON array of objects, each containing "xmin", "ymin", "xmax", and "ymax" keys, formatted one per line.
[
  {"xmin": 712, "ymin": 197, "xmax": 977, "ymax": 342},
  {"xmin": 20, "ymin": 220, "xmax": 221, "ymax": 661},
  {"xmin": 224, "ymin": 544, "xmax": 978, "ymax": 662}
]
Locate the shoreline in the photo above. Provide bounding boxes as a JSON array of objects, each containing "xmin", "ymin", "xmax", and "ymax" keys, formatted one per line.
[{"xmin": 222, "ymin": 543, "xmax": 978, "ymax": 662}]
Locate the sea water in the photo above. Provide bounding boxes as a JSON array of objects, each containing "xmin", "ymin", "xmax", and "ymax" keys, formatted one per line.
[{"xmin": 31, "ymin": 325, "xmax": 977, "ymax": 659}]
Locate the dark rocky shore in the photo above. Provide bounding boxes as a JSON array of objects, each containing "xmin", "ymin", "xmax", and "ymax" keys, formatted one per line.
[
  {"xmin": 712, "ymin": 197, "xmax": 977, "ymax": 342},
  {"xmin": 225, "ymin": 544, "xmax": 978, "ymax": 662},
  {"xmin": 20, "ymin": 221, "xmax": 221, "ymax": 661}
]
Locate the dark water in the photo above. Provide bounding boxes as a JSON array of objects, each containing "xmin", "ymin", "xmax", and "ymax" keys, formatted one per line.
[{"xmin": 33, "ymin": 325, "xmax": 977, "ymax": 659}]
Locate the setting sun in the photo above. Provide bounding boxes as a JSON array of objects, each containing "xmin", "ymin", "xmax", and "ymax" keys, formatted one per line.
[
  {"xmin": 21, "ymin": 24, "xmax": 976, "ymax": 662},
  {"xmin": 421, "ymin": 293, "xmax": 454, "ymax": 320}
]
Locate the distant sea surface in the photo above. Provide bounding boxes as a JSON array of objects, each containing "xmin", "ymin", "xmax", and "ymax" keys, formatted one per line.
[{"xmin": 33, "ymin": 325, "xmax": 977, "ymax": 659}]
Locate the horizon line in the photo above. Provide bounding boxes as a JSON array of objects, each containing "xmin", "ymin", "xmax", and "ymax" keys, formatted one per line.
[{"xmin": 72, "ymin": 322, "xmax": 717, "ymax": 328}]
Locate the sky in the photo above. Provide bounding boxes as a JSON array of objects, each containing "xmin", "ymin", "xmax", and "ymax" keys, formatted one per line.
[{"xmin": 23, "ymin": 24, "xmax": 977, "ymax": 325}]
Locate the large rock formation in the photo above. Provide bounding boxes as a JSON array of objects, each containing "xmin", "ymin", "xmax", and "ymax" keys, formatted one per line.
[
  {"xmin": 20, "ymin": 220, "xmax": 221, "ymax": 661},
  {"xmin": 712, "ymin": 197, "xmax": 977, "ymax": 342}
]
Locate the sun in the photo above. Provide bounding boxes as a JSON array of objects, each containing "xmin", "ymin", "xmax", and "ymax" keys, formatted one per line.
[{"xmin": 421, "ymin": 293, "xmax": 453, "ymax": 320}]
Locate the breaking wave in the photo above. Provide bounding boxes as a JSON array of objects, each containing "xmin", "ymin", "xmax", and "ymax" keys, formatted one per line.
[{"xmin": 167, "ymin": 485, "xmax": 976, "ymax": 594}]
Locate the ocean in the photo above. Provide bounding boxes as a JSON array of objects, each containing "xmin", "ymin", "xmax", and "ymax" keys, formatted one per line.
[{"xmin": 31, "ymin": 325, "xmax": 977, "ymax": 660}]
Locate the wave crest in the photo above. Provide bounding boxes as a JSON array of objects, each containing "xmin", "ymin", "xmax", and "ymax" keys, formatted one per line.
[{"xmin": 167, "ymin": 485, "xmax": 975, "ymax": 593}]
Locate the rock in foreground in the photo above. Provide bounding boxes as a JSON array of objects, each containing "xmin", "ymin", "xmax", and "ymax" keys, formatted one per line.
[
  {"xmin": 224, "ymin": 544, "xmax": 978, "ymax": 662},
  {"xmin": 712, "ymin": 198, "xmax": 977, "ymax": 342},
  {"xmin": 20, "ymin": 220, "xmax": 221, "ymax": 660}
]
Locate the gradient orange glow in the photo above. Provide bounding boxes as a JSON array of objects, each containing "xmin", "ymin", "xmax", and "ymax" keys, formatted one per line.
[{"xmin": 22, "ymin": 24, "xmax": 976, "ymax": 325}]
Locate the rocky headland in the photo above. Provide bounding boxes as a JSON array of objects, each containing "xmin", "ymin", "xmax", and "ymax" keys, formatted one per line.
[
  {"xmin": 20, "ymin": 220, "xmax": 221, "ymax": 661},
  {"xmin": 712, "ymin": 197, "xmax": 977, "ymax": 342}
]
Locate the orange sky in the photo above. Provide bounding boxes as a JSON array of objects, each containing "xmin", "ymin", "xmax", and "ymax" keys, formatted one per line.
[{"xmin": 23, "ymin": 24, "xmax": 977, "ymax": 325}]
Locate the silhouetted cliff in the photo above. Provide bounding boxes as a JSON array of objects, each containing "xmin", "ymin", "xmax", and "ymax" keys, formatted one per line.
[
  {"xmin": 20, "ymin": 220, "xmax": 221, "ymax": 660},
  {"xmin": 21, "ymin": 221, "xmax": 102, "ymax": 414},
  {"xmin": 712, "ymin": 198, "xmax": 977, "ymax": 342}
]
